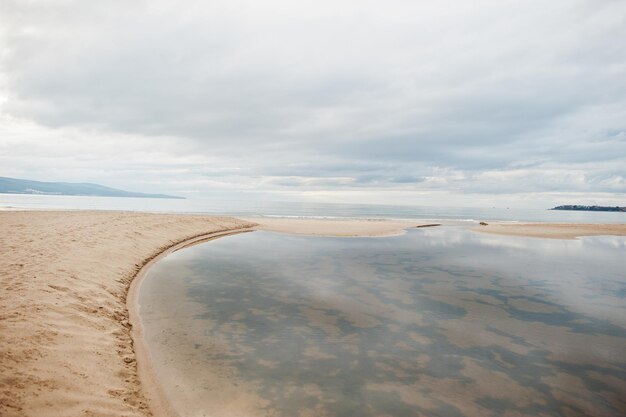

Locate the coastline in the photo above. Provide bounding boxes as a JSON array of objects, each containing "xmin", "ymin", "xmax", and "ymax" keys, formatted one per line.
[
  {"xmin": 0, "ymin": 211, "xmax": 425, "ymax": 417},
  {"xmin": 127, "ymin": 217, "xmax": 437, "ymax": 417},
  {"xmin": 2, "ymin": 210, "xmax": 625, "ymax": 417},
  {"xmin": 127, "ymin": 229, "xmax": 254, "ymax": 417}
]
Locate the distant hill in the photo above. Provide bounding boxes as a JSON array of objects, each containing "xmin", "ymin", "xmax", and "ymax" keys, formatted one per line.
[
  {"xmin": 0, "ymin": 176, "xmax": 184, "ymax": 199},
  {"xmin": 551, "ymin": 205, "xmax": 625, "ymax": 212}
]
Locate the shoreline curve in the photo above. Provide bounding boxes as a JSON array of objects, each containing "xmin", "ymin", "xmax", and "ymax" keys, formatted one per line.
[
  {"xmin": 0, "ymin": 211, "xmax": 257, "ymax": 417},
  {"xmin": 125, "ymin": 218, "xmax": 428, "ymax": 416},
  {"xmin": 127, "ymin": 228, "xmax": 254, "ymax": 417}
]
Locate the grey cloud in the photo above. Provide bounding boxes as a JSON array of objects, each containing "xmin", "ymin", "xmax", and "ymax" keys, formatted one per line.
[{"xmin": 1, "ymin": 0, "xmax": 625, "ymax": 201}]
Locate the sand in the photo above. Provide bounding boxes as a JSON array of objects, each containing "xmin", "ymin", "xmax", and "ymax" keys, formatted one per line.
[
  {"xmin": 243, "ymin": 217, "xmax": 437, "ymax": 236},
  {"xmin": 2, "ymin": 210, "xmax": 625, "ymax": 417},
  {"xmin": 0, "ymin": 211, "xmax": 255, "ymax": 417},
  {"xmin": 473, "ymin": 222, "xmax": 626, "ymax": 239}
]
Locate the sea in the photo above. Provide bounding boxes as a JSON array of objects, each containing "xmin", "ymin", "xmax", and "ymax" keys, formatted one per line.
[{"xmin": 1, "ymin": 193, "xmax": 625, "ymax": 223}]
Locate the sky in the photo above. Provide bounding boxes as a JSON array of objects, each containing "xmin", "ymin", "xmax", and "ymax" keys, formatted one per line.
[{"xmin": 1, "ymin": 0, "xmax": 625, "ymax": 207}]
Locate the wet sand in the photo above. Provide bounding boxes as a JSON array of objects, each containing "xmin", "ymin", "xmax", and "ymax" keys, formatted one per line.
[
  {"xmin": 1, "ymin": 210, "xmax": 625, "ymax": 417},
  {"xmin": 474, "ymin": 222, "xmax": 626, "ymax": 239},
  {"xmin": 243, "ymin": 217, "xmax": 435, "ymax": 237}
]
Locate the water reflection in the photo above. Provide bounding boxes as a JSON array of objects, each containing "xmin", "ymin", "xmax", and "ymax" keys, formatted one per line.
[{"xmin": 139, "ymin": 227, "xmax": 626, "ymax": 417}]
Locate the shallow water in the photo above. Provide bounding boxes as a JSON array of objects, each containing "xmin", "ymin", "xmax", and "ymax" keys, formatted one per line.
[{"xmin": 138, "ymin": 227, "xmax": 626, "ymax": 417}]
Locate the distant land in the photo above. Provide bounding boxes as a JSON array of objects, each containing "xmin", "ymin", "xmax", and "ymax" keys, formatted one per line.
[
  {"xmin": 551, "ymin": 205, "xmax": 625, "ymax": 212},
  {"xmin": 0, "ymin": 176, "xmax": 184, "ymax": 199}
]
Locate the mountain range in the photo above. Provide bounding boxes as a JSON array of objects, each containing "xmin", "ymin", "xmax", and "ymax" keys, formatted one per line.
[{"xmin": 0, "ymin": 176, "xmax": 184, "ymax": 199}]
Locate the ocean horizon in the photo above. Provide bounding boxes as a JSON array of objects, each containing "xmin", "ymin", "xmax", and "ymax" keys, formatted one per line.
[{"xmin": 2, "ymin": 193, "xmax": 625, "ymax": 224}]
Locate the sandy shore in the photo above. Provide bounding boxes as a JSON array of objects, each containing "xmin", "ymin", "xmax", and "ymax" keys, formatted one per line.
[
  {"xmin": 0, "ymin": 211, "xmax": 256, "ymax": 417},
  {"xmin": 2, "ymin": 210, "xmax": 625, "ymax": 417},
  {"xmin": 473, "ymin": 222, "xmax": 626, "ymax": 239},
  {"xmin": 243, "ymin": 217, "xmax": 438, "ymax": 236}
]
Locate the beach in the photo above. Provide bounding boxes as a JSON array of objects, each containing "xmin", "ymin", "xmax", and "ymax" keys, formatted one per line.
[
  {"xmin": 0, "ymin": 211, "xmax": 255, "ymax": 417},
  {"xmin": 1, "ymin": 210, "xmax": 625, "ymax": 417}
]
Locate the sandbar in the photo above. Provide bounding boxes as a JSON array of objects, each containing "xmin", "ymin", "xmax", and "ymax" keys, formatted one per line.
[
  {"xmin": 473, "ymin": 222, "xmax": 626, "ymax": 239},
  {"xmin": 243, "ymin": 217, "xmax": 435, "ymax": 237}
]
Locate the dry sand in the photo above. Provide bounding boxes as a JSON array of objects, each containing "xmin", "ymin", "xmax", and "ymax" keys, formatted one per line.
[
  {"xmin": 473, "ymin": 222, "xmax": 626, "ymax": 239},
  {"xmin": 0, "ymin": 211, "xmax": 255, "ymax": 417},
  {"xmin": 2, "ymin": 210, "xmax": 625, "ymax": 417}
]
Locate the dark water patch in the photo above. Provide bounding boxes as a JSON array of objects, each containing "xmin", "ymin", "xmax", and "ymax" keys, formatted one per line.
[
  {"xmin": 506, "ymin": 308, "xmax": 626, "ymax": 336},
  {"xmin": 484, "ymin": 326, "xmax": 534, "ymax": 348}
]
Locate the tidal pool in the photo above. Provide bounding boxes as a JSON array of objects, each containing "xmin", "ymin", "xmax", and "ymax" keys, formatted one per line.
[{"xmin": 138, "ymin": 227, "xmax": 626, "ymax": 417}]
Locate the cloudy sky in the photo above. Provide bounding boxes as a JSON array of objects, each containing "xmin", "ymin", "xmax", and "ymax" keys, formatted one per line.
[{"xmin": 1, "ymin": 0, "xmax": 625, "ymax": 207}]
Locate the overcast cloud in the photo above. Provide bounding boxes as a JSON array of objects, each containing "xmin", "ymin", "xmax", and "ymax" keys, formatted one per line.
[{"xmin": 0, "ymin": 0, "xmax": 624, "ymax": 206}]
